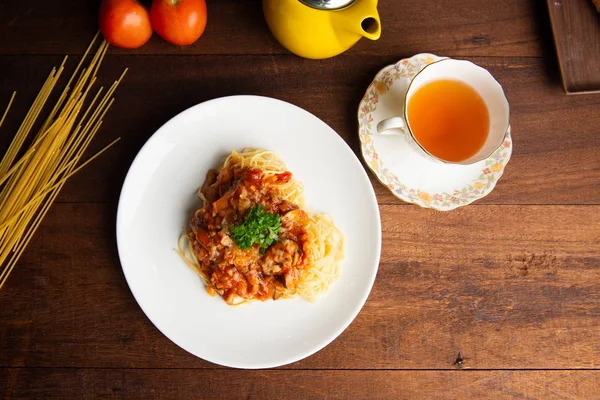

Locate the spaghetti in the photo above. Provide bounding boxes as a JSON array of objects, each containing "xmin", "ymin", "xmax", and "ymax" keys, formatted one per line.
[
  {"xmin": 178, "ymin": 148, "xmax": 344, "ymax": 304},
  {"xmin": 0, "ymin": 33, "xmax": 126, "ymax": 289}
]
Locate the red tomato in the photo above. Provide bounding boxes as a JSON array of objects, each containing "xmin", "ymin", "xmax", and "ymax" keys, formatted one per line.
[
  {"xmin": 99, "ymin": 0, "xmax": 153, "ymax": 49},
  {"xmin": 151, "ymin": 0, "xmax": 207, "ymax": 46}
]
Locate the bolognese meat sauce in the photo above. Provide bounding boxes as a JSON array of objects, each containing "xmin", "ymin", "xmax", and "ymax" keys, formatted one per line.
[{"xmin": 188, "ymin": 166, "xmax": 311, "ymax": 304}]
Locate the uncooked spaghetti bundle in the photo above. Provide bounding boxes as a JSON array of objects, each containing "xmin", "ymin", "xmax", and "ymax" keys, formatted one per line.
[{"xmin": 0, "ymin": 33, "xmax": 125, "ymax": 288}]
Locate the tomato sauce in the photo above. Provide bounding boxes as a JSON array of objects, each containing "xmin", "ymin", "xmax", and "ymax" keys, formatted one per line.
[{"xmin": 188, "ymin": 166, "xmax": 311, "ymax": 304}]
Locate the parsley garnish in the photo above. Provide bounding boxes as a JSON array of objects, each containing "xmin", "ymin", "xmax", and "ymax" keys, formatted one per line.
[{"xmin": 230, "ymin": 205, "xmax": 281, "ymax": 253}]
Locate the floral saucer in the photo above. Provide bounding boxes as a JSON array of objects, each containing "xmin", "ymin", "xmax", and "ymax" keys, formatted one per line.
[{"xmin": 358, "ymin": 53, "xmax": 513, "ymax": 211}]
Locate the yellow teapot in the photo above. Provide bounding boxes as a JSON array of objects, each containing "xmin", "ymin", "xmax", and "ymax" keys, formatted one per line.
[{"xmin": 263, "ymin": 0, "xmax": 381, "ymax": 59}]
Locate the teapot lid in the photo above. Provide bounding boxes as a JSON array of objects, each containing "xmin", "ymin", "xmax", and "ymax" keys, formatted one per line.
[{"xmin": 299, "ymin": 0, "xmax": 356, "ymax": 10}]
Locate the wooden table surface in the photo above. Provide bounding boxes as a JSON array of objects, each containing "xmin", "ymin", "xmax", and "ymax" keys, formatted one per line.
[{"xmin": 1, "ymin": 1, "xmax": 600, "ymax": 399}]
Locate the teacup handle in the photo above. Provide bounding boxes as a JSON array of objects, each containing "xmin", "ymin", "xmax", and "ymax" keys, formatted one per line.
[{"xmin": 377, "ymin": 117, "xmax": 408, "ymax": 135}]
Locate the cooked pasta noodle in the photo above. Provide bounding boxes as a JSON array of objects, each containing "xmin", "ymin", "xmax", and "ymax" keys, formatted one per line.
[
  {"xmin": 223, "ymin": 148, "xmax": 306, "ymax": 207},
  {"xmin": 178, "ymin": 148, "xmax": 344, "ymax": 304}
]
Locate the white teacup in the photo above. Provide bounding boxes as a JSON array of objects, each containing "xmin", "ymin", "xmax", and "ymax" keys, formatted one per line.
[{"xmin": 376, "ymin": 58, "xmax": 510, "ymax": 165}]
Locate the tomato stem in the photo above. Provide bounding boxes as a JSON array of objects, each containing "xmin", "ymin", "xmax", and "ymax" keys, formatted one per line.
[{"xmin": 172, "ymin": 0, "xmax": 180, "ymax": 5}]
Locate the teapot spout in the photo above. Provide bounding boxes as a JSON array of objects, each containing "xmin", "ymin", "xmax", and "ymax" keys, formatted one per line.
[
  {"xmin": 333, "ymin": 0, "xmax": 381, "ymax": 41},
  {"xmin": 359, "ymin": 16, "xmax": 381, "ymax": 40}
]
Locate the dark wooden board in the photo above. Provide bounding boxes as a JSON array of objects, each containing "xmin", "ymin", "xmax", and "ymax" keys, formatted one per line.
[
  {"xmin": 1, "ymin": 55, "xmax": 599, "ymax": 206},
  {"xmin": 547, "ymin": 0, "xmax": 600, "ymax": 94},
  {"xmin": 3, "ymin": 368, "xmax": 600, "ymax": 399},
  {"xmin": 0, "ymin": 0, "xmax": 544, "ymax": 57},
  {"xmin": 1, "ymin": 203, "xmax": 598, "ymax": 369}
]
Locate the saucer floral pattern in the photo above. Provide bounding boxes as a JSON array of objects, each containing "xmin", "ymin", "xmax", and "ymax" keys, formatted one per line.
[{"xmin": 358, "ymin": 54, "xmax": 513, "ymax": 211}]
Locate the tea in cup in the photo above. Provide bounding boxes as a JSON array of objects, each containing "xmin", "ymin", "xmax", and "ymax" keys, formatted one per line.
[{"xmin": 377, "ymin": 58, "xmax": 509, "ymax": 165}]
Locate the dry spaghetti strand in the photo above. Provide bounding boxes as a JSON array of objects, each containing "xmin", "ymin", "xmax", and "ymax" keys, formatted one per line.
[{"xmin": 0, "ymin": 34, "xmax": 125, "ymax": 289}]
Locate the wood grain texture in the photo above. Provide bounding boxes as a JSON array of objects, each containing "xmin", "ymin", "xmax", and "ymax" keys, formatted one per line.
[
  {"xmin": 547, "ymin": 0, "xmax": 600, "ymax": 93},
  {"xmin": 0, "ymin": 0, "xmax": 545, "ymax": 57},
  {"xmin": 1, "ymin": 0, "xmax": 599, "ymax": 396},
  {"xmin": 2, "ymin": 369, "xmax": 600, "ymax": 399},
  {"xmin": 1, "ymin": 203, "xmax": 598, "ymax": 369},
  {"xmin": 0, "ymin": 55, "xmax": 599, "ymax": 206}
]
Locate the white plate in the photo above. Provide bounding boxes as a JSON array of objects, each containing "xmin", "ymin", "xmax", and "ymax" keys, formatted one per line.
[{"xmin": 116, "ymin": 95, "xmax": 381, "ymax": 369}]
